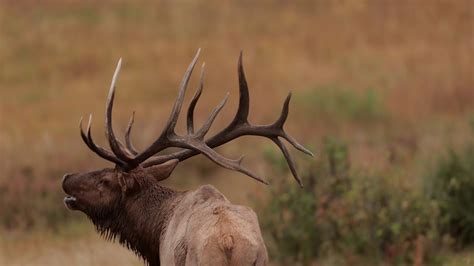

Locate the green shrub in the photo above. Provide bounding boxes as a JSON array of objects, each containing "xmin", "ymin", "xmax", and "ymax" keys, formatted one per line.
[
  {"xmin": 256, "ymin": 137, "xmax": 442, "ymax": 265},
  {"xmin": 426, "ymin": 129, "xmax": 474, "ymax": 247}
]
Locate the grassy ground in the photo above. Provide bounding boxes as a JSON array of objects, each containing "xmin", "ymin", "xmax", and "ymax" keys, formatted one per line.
[
  {"xmin": 1, "ymin": 227, "xmax": 473, "ymax": 266},
  {"xmin": 0, "ymin": 0, "xmax": 473, "ymax": 265},
  {"xmin": 0, "ymin": 224, "xmax": 141, "ymax": 266}
]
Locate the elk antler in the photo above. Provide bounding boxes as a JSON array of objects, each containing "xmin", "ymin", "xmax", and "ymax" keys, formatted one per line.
[{"xmin": 80, "ymin": 49, "xmax": 313, "ymax": 186}]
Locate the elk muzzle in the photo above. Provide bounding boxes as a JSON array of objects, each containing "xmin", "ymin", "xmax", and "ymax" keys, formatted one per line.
[{"xmin": 62, "ymin": 173, "xmax": 79, "ymax": 210}]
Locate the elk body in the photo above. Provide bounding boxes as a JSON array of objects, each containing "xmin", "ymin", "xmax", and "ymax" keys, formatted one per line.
[{"xmin": 62, "ymin": 50, "xmax": 312, "ymax": 266}]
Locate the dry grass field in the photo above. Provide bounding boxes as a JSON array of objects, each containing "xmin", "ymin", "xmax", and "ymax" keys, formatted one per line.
[
  {"xmin": 0, "ymin": 225, "xmax": 141, "ymax": 265},
  {"xmin": 0, "ymin": 0, "xmax": 473, "ymax": 265}
]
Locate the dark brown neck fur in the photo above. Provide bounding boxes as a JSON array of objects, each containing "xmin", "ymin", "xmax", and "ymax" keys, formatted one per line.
[{"xmin": 90, "ymin": 182, "xmax": 184, "ymax": 266}]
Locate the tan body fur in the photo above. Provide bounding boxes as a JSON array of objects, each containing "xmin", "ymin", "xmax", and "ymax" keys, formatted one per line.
[{"xmin": 161, "ymin": 185, "xmax": 268, "ymax": 266}]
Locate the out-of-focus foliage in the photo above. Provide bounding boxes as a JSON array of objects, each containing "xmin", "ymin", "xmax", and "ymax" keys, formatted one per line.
[
  {"xmin": 0, "ymin": 166, "xmax": 80, "ymax": 230},
  {"xmin": 426, "ymin": 124, "xmax": 474, "ymax": 247},
  {"xmin": 296, "ymin": 86, "xmax": 386, "ymax": 123},
  {"xmin": 256, "ymin": 137, "xmax": 444, "ymax": 266}
]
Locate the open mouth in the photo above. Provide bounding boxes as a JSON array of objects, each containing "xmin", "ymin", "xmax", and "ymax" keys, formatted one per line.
[{"xmin": 64, "ymin": 196, "xmax": 79, "ymax": 210}]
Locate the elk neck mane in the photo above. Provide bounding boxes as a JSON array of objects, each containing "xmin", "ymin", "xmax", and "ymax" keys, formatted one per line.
[{"xmin": 87, "ymin": 175, "xmax": 183, "ymax": 264}]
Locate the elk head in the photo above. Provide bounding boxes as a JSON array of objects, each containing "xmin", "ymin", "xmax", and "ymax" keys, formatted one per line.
[{"xmin": 62, "ymin": 49, "xmax": 313, "ymax": 219}]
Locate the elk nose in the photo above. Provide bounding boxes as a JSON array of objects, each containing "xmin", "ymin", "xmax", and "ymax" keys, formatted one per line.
[
  {"xmin": 62, "ymin": 173, "xmax": 74, "ymax": 194},
  {"xmin": 62, "ymin": 173, "xmax": 72, "ymax": 183}
]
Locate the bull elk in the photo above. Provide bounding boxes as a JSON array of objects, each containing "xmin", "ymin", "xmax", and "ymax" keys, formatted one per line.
[{"xmin": 62, "ymin": 50, "xmax": 312, "ymax": 266}]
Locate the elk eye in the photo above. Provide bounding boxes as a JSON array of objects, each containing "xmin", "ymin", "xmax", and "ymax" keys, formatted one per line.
[{"xmin": 98, "ymin": 179, "xmax": 109, "ymax": 187}]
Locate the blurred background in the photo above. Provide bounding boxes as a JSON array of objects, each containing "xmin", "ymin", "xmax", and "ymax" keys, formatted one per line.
[{"xmin": 0, "ymin": 1, "xmax": 473, "ymax": 265}]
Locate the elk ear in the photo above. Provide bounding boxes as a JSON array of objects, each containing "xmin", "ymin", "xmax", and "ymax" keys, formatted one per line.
[
  {"xmin": 144, "ymin": 159, "xmax": 179, "ymax": 181},
  {"xmin": 117, "ymin": 172, "xmax": 137, "ymax": 194}
]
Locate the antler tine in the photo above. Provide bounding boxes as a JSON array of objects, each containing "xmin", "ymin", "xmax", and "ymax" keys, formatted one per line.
[
  {"xmin": 164, "ymin": 48, "xmax": 201, "ymax": 135},
  {"xmin": 273, "ymin": 92, "xmax": 291, "ymax": 128},
  {"xmin": 182, "ymin": 140, "xmax": 268, "ymax": 184},
  {"xmin": 79, "ymin": 115, "xmax": 125, "ymax": 166},
  {"xmin": 187, "ymin": 63, "xmax": 205, "ymax": 135},
  {"xmin": 105, "ymin": 58, "xmax": 135, "ymax": 165},
  {"xmin": 281, "ymin": 131, "xmax": 314, "ymax": 156},
  {"xmin": 271, "ymin": 138, "xmax": 303, "ymax": 187},
  {"xmin": 272, "ymin": 92, "xmax": 314, "ymax": 156},
  {"xmin": 124, "ymin": 111, "xmax": 138, "ymax": 155},
  {"xmin": 186, "ymin": 62, "xmax": 230, "ymax": 139},
  {"xmin": 132, "ymin": 49, "xmax": 201, "ymax": 165},
  {"xmin": 195, "ymin": 93, "xmax": 229, "ymax": 139},
  {"xmin": 232, "ymin": 51, "xmax": 250, "ymax": 125},
  {"xmin": 79, "ymin": 116, "xmax": 96, "ymax": 151}
]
